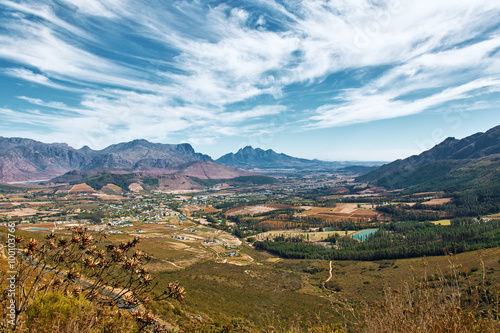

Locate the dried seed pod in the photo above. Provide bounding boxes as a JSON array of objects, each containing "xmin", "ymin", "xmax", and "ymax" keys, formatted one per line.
[
  {"xmin": 142, "ymin": 274, "xmax": 153, "ymax": 285},
  {"xmin": 46, "ymin": 240, "xmax": 56, "ymax": 249},
  {"xmin": 81, "ymin": 233, "xmax": 93, "ymax": 246},
  {"xmin": 45, "ymin": 233, "xmax": 56, "ymax": 240},
  {"xmin": 53, "ymin": 276, "xmax": 63, "ymax": 287},
  {"xmin": 28, "ymin": 238, "xmax": 39, "ymax": 251},
  {"xmin": 72, "ymin": 286, "xmax": 82, "ymax": 297},
  {"xmin": 67, "ymin": 267, "xmax": 80, "ymax": 281}
]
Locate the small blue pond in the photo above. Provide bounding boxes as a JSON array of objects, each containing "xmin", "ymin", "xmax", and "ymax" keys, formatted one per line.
[
  {"xmin": 352, "ymin": 229, "xmax": 378, "ymax": 241},
  {"xmin": 25, "ymin": 228, "xmax": 47, "ymax": 231}
]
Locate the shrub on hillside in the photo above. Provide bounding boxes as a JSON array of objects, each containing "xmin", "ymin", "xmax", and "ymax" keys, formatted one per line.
[
  {"xmin": 0, "ymin": 227, "xmax": 184, "ymax": 332},
  {"xmin": 330, "ymin": 256, "xmax": 500, "ymax": 333}
]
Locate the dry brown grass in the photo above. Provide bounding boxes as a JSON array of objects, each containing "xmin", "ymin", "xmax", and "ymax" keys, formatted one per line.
[
  {"xmin": 0, "ymin": 208, "xmax": 38, "ymax": 217},
  {"xmin": 431, "ymin": 219, "xmax": 452, "ymax": 226},
  {"xmin": 298, "ymin": 204, "xmax": 381, "ymax": 221},
  {"xmin": 361, "ymin": 282, "xmax": 500, "ymax": 332},
  {"xmin": 422, "ymin": 198, "xmax": 453, "ymax": 205},
  {"xmin": 226, "ymin": 205, "xmax": 277, "ymax": 216},
  {"xmin": 330, "ymin": 255, "xmax": 500, "ymax": 333}
]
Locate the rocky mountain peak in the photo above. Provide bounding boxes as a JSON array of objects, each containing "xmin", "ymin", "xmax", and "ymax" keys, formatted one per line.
[{"xmin": 0, "ymin": 138, "xmax": 212, "ymax": 182}]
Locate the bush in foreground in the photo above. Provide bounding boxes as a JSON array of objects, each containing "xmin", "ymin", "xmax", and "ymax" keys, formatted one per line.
[
  {"xmin": 26, "ymin": 292, "xmax": 139, "ymax": 332},
  {"xmin": 0, "ymin": 227, "xmax": 184, "ymax": 332}
]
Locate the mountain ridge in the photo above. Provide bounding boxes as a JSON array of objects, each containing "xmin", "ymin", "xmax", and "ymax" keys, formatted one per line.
[
  {"xmin": 216, "ymin": 146, "xmax": 342, "ymax": 170},
  {"xmin": 0, "ymin": 137, "xmax": 212, "ymax": 182},
  {"xmin": 359, "ymin": 125, "xmax": 500, "ymax": 192}
]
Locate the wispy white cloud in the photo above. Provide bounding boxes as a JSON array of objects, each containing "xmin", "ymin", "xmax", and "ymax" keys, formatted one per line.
[
  {"xmin": 12, "ymin": 86, "xmax": 289, "ymax": 149},
  {"xmin": 0, "ymin": 21, "xmax": 123, "ymax": 83},
  {"xmin": 17, "ymin": 96, "xmax": 69, "ymax": 109},
  {"xmin": 59, "ymin": 0, "xmax": 125, "ymax": 18},
  {"xmin": 4, "ymin": 68, "xmax": 56, "ymax": 86},
  {"xmin": 0, "ymin": 0, "xmax": 91, "ymax": 38},
  {"xmin": 219, "ymin": 105, "xmax": 287, "ymax": 124},
  {"xmin": 310, "ymin": 77, "xmax": 500, "ymax": 128},
  {"xmin": 0, "ymin": 0, "xmax": 499, "ymax": 151},
  {"xmin": 0, "ymin": 106, "xmax": 63, "ymax": 129},
  {"xmin": 4, "ymin": 67, "xmax": 97, "ymax": 95},
  {"xmin": 306, "ymin": 27, "xmax": 500, "ymax": 128}
]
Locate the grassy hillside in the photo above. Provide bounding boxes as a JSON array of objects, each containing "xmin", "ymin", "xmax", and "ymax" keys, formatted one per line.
[
  {"xmin": 231, "ymin": 175, "xmax": 278, "ymax": 185},
  {"xmin": 190, "ymin": 175, "xmax": 278, "ymax": 187},
  {"xmin": 359, "ymin": 125, "xmax": 500, "ymax": 193},
  {"xmin": 2, "ymin": 226, "xmax": 499, "ymax": 332},
  {"xmin": 153, "ymin": 247, "xmax": 500, "ymax": 331},
  {"xmin": 156, "ymin": 260, "xmax": 334, "ymax": 328},
  {"xmin": 81, "ymin": 171, "xmax": 135, "ymax": 190},
  {"xmin": 369, "ymin": 155, "xmax": 500, "ymax": 193}
]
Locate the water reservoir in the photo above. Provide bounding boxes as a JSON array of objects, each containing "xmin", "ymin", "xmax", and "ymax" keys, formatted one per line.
[{"xmin": 351, "ymin": 229, "xmax": 378, "ymax": 241}]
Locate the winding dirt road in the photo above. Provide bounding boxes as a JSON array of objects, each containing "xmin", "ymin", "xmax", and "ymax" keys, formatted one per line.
[{"xmin": 325, "ymin": 260, "xmax": 333, "ymax": 283}]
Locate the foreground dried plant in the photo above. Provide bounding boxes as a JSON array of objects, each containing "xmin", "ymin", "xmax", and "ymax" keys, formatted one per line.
[{"xmin": 0, "ymin": 227, "xmax": 184, "ymax": 332}]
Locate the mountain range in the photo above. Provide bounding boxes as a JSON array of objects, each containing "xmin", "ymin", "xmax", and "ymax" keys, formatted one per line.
[
  {"xmin": 2, "ymin": 124, "xmax": 500, "ymax": 193},
  {"xmin": 0, "ymin": 138, "xmax": 373, "ymax": 184},
  {"xmin": 359, "ymin": 124, "xmax": 500, "ymax": 192},
  {"xmin": 0, "ymin": 138, "xmax": 221, "ymax": 183},
  {"xmin": 216, "ymin": 146, "xmax": 343, "ymax": 170}
]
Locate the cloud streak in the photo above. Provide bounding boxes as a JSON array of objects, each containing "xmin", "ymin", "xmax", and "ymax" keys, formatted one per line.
[{"xmin": 0, "ymin": 0, "xmax": 499, "ymax": 153}]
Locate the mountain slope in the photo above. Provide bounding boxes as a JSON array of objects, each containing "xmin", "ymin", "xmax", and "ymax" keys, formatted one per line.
[
  {"xmin": 359, "ymin": 125, "xmax": 500, "ymax": 192},
  {"xmin": 216, "ymin": 146, "xmax": 340, "ymax": 170},
  {"xmin": 0, "ymin": 138, "xmax": 212, "ymax": 182},
  {"xmin": 0, "ymin": 137, "xmax": 92, "ymax": 182},
  {"xmin": 90, "ymin": 139, "xmax": 212, "ymax": 170},
  {"xmin": 51, "ymin": 160, "xmax": 255, "ymax": 184},
  {"xmin": 175, "ymin": 161, "xmax": 255, "ymax": 179}
]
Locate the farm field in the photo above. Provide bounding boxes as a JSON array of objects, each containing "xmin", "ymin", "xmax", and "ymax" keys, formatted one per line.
[
  {"xmin": 431, "ymin": 219, "xmax": 451, "ymax": 226},
  {"xmin": 0, "ymin": 207, "xmax": 38, "ymax": 217},
  {"xmin": 423, "ymin": 198, "xmax": 453, "ymax": 205},
  {"xmin": 111, "ymin": 223, "xmax": 253, "ymax": 269},
  {"xmin": 226, "ymin": 204, "xmax": 295, "ymax": 216},
  {"xmin": 299, "ymin": 203, "xmax": 381, "ymax": 219},
  {"xmin": 253, "ymin": 229, "xmax": 356, "ymax": 241},
  {"xmin": 182, "ymin": 205, "xmax": 220, "ymax": 214},
  {"xmin": 7, "ymin": 218, "xmax": 252, "ymax": 272},
  {"xmin": 226, "ymin": 204, "xmax": 277, "ymax": 216}
]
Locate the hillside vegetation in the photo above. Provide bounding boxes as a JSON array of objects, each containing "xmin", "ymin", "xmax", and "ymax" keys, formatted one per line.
[{"xmin": 359, "ymin": 125, "xmax": 500, "ymax": 192}]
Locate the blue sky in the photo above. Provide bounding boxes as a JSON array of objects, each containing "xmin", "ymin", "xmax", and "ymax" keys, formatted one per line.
[{"xmin": 1, "ymin": 0, "xmax": 500, "ymax": 161}]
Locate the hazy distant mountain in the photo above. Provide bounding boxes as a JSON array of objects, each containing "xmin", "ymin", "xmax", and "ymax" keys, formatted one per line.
[
  {"xmin": 359, "ymin": 125, "xmax": 500, "ymax": 192},
  {"xmin": 0, "ymin": 137, "xmax": 92, "ymax": 182},
  {"xmin": 175, "ymin": 161, "xmax": 255, "ymax": 179},
  {"xmin": 216, "ymin": 146, "xmax": 342, "ymax": 170},
  {"xmin": 89, "ymin": 139, "xmax": 211, "ymax": 170},
  {"xmin": 0, "ymin": 138, "xmax": 212, "ymax": 182}
]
